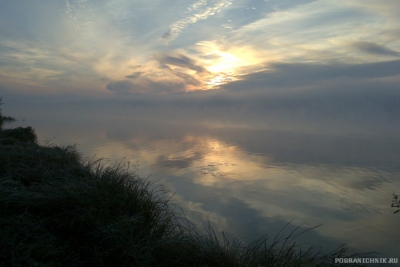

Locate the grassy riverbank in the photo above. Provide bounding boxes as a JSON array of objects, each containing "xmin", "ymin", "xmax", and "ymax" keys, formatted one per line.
[{"xmin": 0, "ymin": 125, "xmax": 369, "ymax": 266}]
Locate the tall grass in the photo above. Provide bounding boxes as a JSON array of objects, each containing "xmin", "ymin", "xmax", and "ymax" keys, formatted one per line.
[{"xmin": 0, "ymin": 126, "xmax": 371, "ymax": 266}]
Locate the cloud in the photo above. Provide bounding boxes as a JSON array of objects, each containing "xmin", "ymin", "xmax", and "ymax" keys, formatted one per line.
[
  {"xmin": 343, "ymin": 0, "xmax": 400, "ymax": 20},
  {"xmin": 102, "ymin": 57, "xmax": 400, "ymax": 117},
  {"xmin": 125, "ymin": 72, "xmax": 143, "ymax": 79},
  {"xmin": 223, "ymin": 59, "xmax": 400, "ymax": 91},
  {"xmin": 160, "ymin": 0, "xmax": 233, "ymax": 44},
  {"xmin": 107, "ymin": 51, "xmax": 211, "ymax": 93},
  {"xmin": 352, "ymin": 42, "xmax": 400, "ymax": 57},
  {"xmin": 173, "ymin": 72, "xmax": 203, "ymax": 86},
  {"xmin": 95, "ymin": 59, "xmax": 398, "ymax": 135},
  {"xmin": 223, "ymin": 0, "xmax": 400, "ymax": 65},
  {"xmin": 64, "ymin": 0, "xmax": 91, "ymax": 32},
  {"xmin": 106, "ymin": 80, "xmax": 134, "ymax": 94},
  {"xmin": 153, "ymin": 52, "xmax": 208, "ymax": 73},
  {"xmin": 106, "ymin": 78, "xmax": 186, "ymax": 95}
]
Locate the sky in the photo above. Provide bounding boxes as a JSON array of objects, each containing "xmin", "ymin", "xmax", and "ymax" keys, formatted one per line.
[{"xmin": 1, "ymin": 0, "xmax": 400, "ymax": 132}]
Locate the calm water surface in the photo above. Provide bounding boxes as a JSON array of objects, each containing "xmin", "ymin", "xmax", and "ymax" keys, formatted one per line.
[{"xmin": 7, "ymin": 114, "xmax": 400, "ymax": 259}]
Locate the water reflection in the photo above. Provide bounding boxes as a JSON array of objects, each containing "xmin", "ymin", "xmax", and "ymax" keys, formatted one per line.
[{"xmin": 10, "ymin": 116, "xmax": 400, "ymax": 258}]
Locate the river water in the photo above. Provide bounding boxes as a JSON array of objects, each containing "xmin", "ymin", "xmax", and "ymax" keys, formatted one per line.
[{"xmin": 5, "ymin": 112, "xmax": 400, "ymax": 260}]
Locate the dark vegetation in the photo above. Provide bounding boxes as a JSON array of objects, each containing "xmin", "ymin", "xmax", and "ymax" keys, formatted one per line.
[
  {"xmin": 0, "ymin": 97, "xmax": 15, "ymax": 128},
  {"xmin": 1, "ymin": 115, "xmax": 16, "ymax": 121},
  {"xmin": 0, "ymin": 98, "xmax": 371, "ymax": 266}
]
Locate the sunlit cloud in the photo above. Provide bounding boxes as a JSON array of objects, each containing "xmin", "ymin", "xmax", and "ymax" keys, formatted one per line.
[
  {"xmin": 225, "ymin": 0, "xmax": 400, "ymax": 64},
  {"xmin": 191, "ymin": 41, "xmax": 274, "ymax": 88},
  {"xmin": 1, "ymin": 0, "xmax": 400, "ymax": 98},
  {"xmin": 105, "ymin": 42, "xmax": 271, "ymax": 93}
]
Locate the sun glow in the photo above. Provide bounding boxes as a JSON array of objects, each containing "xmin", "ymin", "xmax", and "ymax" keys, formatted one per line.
[
  {"xmin": 195, "ymin": 41, "xmax": 267, "ymax": 89},
  {"xmin": 206, "ymin": 51, "xmax": 243, "ymax": 73},
  {"xmin": 203, "ymin": 50, "xmax": 243, "ymax": 88},
  {"xmin": 204, "ymin": 74, "xmax": 237, "ymax": 88}
]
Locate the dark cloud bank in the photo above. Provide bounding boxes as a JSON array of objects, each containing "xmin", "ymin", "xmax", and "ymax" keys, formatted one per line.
[{"xmin": 352, "ymin": 41, "xmax": 400, "ymax": 57}]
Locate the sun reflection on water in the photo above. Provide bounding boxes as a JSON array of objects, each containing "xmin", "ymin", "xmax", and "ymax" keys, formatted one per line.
[{"xmin": 64, "ymin": 120, "xmax": 400, "ymax": 259}]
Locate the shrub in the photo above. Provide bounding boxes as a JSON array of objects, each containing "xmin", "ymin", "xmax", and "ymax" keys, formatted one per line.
[{"xmin": 0, "ymin": 127, "xmax": 37, "ymax": 143}]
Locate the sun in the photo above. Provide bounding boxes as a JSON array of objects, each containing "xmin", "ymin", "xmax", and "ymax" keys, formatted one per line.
[
  {"xmin": 207, "ymin": 51, "xmax": 242, "ymax": 73},
  {"xmin": 195, "ymin": 42, "xmax": 264, "ymax": 89},
  {"xmin": 202, "ymin": 51, "xmax": 243, "ymax": 88}
]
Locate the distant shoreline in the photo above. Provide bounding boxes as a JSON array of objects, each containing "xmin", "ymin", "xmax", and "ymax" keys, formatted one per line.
[{"xmin": 1, "ymin": 116, "xmax": 16, "ymax": 121}]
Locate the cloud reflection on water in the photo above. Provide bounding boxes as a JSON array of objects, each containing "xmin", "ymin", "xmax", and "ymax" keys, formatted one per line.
[
  {"xmin": 54, "ymin": 117, "xmax": 397, "ymax": 257},
  {"xmin": 7, "ymin": 115, "xmax": 400, "ymax": 258}
]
